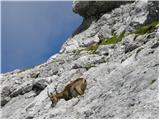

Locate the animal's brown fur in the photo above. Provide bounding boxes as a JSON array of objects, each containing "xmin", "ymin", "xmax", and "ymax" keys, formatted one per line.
[{"xmin": 48, "ymin": 78, "xmax": 87, "ymax": 107}]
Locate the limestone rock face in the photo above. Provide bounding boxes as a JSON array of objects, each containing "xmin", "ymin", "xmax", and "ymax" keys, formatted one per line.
[
  {"xmin": 61, "ymin": 0, "xmax": 159, "ymax": 53},
  {"xmin": 1, "ymin": 0, "xmax": 159, "ymax": 119},
  {"xmin": 72, "ymin": 1, "xmax": 133, "ymax": 18}
]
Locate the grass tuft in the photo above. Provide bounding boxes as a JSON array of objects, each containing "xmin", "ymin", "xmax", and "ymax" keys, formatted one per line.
[
  {"xmin": 84, "ymin": 43, "xmax": 99, "ymax": 54},
  {"xmin": 132, "ymin": 20, "xmax": 159, "ymax": 35},
  {"xmin": 100, "ymin": 31, "xmax": 125, "ymax": 45},
  {"xmin": 74, "ymin": 20, "xmax": 158, "ymax": 54},
  {"xmin": 84, "ymin": 31, "xmax": 125, "ymax": 54}
]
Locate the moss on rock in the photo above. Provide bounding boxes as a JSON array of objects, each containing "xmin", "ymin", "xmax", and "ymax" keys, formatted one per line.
[
  {"xmin": 100, "ymin": 31, "xmax": 125, "ymax": 45},
  {"xmin": 132, "ymin": 20, "xmax": 159, "ymax": 35}
]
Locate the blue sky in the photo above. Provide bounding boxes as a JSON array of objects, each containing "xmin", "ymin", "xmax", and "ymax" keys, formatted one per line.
[{"xmin": 1, "ymin": 1, "xmax": 82, "ymax": 73}]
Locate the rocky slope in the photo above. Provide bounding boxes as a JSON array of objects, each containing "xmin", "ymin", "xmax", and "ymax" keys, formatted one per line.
[{"xmin": 0, "ymin": 1, "xmax": 159, "ymax": 119}]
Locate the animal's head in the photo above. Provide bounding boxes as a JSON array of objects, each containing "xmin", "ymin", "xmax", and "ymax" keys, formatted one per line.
[{"xmin": 47, "ymin": 89, "xmax": 59, "ymax": 107}]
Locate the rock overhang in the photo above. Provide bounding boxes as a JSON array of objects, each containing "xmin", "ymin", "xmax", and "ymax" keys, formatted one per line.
[{"xmin": 72, "ymin": 1, "xmax": 134, "ymax": 18}]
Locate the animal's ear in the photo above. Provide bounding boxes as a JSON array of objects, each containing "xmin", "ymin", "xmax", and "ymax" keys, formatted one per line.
[
  {"xmin": 54, "ymin": 84, "xmax": 59, "ymax": 93},
  {"xmin": 83, "ymin": 78, "xmax": 86, "ymax": 83}
]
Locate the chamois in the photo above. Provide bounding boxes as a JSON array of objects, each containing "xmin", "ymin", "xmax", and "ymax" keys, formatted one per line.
[{"xmin": 47, "ymin": 78, "xmax": 87, "ymax": 107}]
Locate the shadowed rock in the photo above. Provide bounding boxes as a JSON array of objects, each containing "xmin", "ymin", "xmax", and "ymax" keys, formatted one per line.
[{"xmin": 72, "ymin": 1, "xmax": 133, "ymax": 18}]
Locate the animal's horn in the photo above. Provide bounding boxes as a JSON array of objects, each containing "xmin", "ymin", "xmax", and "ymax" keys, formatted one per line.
[
  {"xmin": 54, "ymin": 84, "xmax": 58, "ymax": 93},
  {"xmin": 47, "ymin": 87, "xmax": 52, "ymax": 98},
  {"xmin": 55, "ymin": 88, "xmax": 57, "ymax": 93}
]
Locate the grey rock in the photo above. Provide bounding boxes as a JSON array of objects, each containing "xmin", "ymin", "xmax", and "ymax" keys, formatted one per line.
[
  {"xmin": 98, "ymin": 24, "xmax": 112, "ymax": 39},
  {"xmin": 145, "ymin": 1, "xmax": 159, "ymax": 24},
  {"xmin": 1, "ymin": 86, "xmax": 11, "ymax": 97},
  {"xmin": 151, "ymin": 42, "xmax": 159, "ymax": 49},
  {"xmin": 32, "ymin": 78, "xmax": 50, "ymax": 95},
  {"xmin": 125, "ymin": 44, "xmax": 139, "ymax": 54},
  {"xmin": 72, "ymin": 1, "xmax": 133, "ymax": 18},
  {"xmin": 129, "ymin": 1, "xmax": 148, "ymax": 27},
  {"xmin": 1, "ymin": 97, "xmax": 11, "ymax": 107},
  {"xmin": 71, "ymin": 54, "xmax": 105, "ymax": 70},
  {"xmin": 10, "ymin": 82, "xmax": 33, "ymax": 97},
  {"xmin": 30, "ymin": 71, "xmax": 40, "ymax": 78},
  {"xmin": 1, "ymin": 86, "xmax": 12, "ymax": 106},
  {"xmin": 96, "ymin": 45, "xmax": 109, "ymax": 56},
  {"xmin": 1, "ymin": 0, "xmax": 159, "ymax": 119},
  {"xmin": 72, "ymin": 16, "xmax": 97, "ymax": 36},
  {"xmin": 62, "ymin": 1, "xmax": 159, "ymax": 54}
]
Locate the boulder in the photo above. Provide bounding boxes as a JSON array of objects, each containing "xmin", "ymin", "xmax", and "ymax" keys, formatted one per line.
[
  {"xmin": 72, "ymin": 1, "xmax": 133, "ymax": 18},
  {"xmin": 1, "ymin": 86, "xmax": 11, "ymax": 106},
  {"xmin": 96, "ymin": 45, "xmax": 109, "ymax": 56}
]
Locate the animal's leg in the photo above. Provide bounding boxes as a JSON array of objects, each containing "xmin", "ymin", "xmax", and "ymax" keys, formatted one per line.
[
  {"xmin": 75, "ymin": 86, "xmax": 84, "ymax": 95},
  {"xmin": 81, "ymin": 94, "xmax": 85, "ymax": 97}
]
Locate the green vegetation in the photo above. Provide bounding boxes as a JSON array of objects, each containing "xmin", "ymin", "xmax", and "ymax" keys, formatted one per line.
[
  {"xmin": 83, "ymin": 31, "xmax": 125, "ymax": 54},
  {"xmin": 72, "ymin": 20, "xmax": 158, "ymax": 54},
  {"xmin": 84, "ymin": 43, "xmax": 99, "ymax": 54},
  {"xmin": 100, "ymin": 31, "xmax": 125, "ymax": 45},
  {"xmin": 132, "ymin": 20, "xmax": 159, "ymax": 35},
  {"xmin": 100, "ymin": 34, "xmax": 117, "ymax": 45}
]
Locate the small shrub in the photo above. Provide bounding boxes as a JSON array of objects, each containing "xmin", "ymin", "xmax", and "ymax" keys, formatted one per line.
[
  {"xmin": 100, "ymin": 34, "xmax": 117, "ymax": 45},
  {"xmin": 132, "ymin": 20, "xmax": 159, "ymax": 35},
  {"xmin": 73, "ymin": 30, "xmax": 126, "ymax": 54},
  {"xmin": 100, "ymin": 31, "xmax": 125, "ymax": 45},
  {"xmin": 117, "ymin": 31, "xmax": 125, "ymax": 42},
  {"xmin": 84, "ymin": 43, "xmax": 99, "ymax": 54}
]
